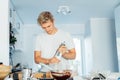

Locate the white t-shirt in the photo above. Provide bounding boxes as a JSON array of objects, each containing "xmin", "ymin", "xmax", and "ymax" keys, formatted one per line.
[{"xmin": 34, "ymin": 29, "xmax": 75, "ymax": 59}]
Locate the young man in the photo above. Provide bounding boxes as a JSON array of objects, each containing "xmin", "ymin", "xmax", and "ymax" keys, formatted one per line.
[{"xmin": 34, "ymin": 11, "xmax": 76, "ymax": 66}]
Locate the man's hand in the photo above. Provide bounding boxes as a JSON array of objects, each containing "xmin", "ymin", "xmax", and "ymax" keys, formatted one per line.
[{"xmin": 58, "ymin": 45, "xmax": 68, "ymax": 55}]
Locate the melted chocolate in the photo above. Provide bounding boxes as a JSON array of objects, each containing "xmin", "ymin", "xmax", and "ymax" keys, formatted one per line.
[{"xmin": 51, "ymin": 71, "xmax": 71, "ymax": 80}]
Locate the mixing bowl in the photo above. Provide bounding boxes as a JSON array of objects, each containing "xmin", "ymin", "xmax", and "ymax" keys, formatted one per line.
[{"xmin": 51, "ymin": 70, "xmax": 71, "ymax": 80}]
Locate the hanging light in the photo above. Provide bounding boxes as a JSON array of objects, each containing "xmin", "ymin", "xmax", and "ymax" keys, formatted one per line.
[{"xmin": 57, "ymin": 6, "xmax": 71, "ymax": 15}]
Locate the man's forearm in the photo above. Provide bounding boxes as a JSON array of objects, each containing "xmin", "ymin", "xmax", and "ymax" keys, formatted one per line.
[{"xmin": 35, "ymin": 57, "xmax": 50, "ymax": 64}]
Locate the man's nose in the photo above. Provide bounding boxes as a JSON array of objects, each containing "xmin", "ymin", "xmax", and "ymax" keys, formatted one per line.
[{"xmin": 45, "ymin": 27, "xmax": 50, "ymax": 31}]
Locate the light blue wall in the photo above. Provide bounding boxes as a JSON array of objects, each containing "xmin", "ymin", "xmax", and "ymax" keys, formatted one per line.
[
  {"xmin": 90, "ymin": 18, "xmax": 118, "ymax": 72},
  {"xmin": 115, "ymin": 4, "xmax": 120, "ymax": 71}
]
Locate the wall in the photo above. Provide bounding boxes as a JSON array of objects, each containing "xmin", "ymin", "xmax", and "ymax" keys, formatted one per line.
[
  {"xmin": 0, "ymin": 0, "xmax": 9, "ymax": 65},
  {"xmin": 90, "ymin": 18, "xmax": 118, "ymax": 72},
  {"xmin": 115, "ymin": 4, "xmax": 120, "ymax": 71},
  {"xmin": 115, "ymin": 5, "xmax": 120, "ymax": 36}
]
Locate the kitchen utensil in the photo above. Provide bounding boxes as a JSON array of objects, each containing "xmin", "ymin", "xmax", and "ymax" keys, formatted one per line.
[
  {"xmin": 22, "ymin": 68, "xmax": 32, "ymax": 79},
  {"xmin": 54, "ymin": 42, "xmax": 65, "ymax": 60}
]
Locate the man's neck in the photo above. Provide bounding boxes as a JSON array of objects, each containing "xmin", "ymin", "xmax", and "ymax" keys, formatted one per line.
[{"xmin": 50, "ymin": 27, "xmax": 58, "ymax": 35}]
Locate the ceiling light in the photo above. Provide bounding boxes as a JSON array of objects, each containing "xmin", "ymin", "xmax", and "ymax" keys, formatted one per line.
[{"xmin": 57, "ymin": 6, "xmax": 71, "ymax": 15}]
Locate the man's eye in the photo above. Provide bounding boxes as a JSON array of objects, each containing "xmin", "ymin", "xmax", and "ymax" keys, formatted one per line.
[
  {"xmin": 43, "ymin": 27, "xmax": 46, "ymax": 29},
  {"xmin": 48, "ymin": 26, "xmax": 50, "ymax": 27}
]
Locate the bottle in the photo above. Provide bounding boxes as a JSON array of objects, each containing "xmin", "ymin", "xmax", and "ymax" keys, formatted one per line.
[{"xmin": 54, "ymin": 42, "xmax": 65, "ymax": 60}]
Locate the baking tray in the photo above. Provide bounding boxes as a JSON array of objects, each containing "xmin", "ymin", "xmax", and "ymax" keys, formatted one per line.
[{"xmin": 37, "ymin": 78, "xmax": 54, "ymax": 80}]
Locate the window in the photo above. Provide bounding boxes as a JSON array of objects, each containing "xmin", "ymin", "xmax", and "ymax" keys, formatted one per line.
[
  {"xmin": 69, "ymin": 36, "xmax": 85, "ymax": 76},
  {"xmin": 117, "ymin": 37, "xmax": 120, "ymax": 71}
]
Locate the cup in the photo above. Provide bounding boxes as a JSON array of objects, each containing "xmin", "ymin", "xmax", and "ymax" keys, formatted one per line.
[{"xmin": 22, "ymin": 68, "xmax": 32, "ymax": 79}]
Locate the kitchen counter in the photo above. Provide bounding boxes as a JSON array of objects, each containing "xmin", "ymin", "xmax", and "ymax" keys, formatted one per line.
[
  {"xmin": 73, "ymin": 72, "xmax": 120, "ymax": 80},
  {"xmin": 3, "ymin": 71, "xmax": 120, "ymax": 80}
]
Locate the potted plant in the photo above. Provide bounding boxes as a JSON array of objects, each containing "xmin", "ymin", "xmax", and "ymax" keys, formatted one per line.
[{"xmin": 9, "ymin": 22, "xmax": 17, "ymax": 65}]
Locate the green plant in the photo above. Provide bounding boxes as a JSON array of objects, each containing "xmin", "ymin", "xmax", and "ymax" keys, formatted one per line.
[
  {"xmin": 9, "ymin": 22, "xmax": 17, "ymax": 46},
  {"xmin": 10, "ymin": 34, "xmax": 17, "ymax": 45}
]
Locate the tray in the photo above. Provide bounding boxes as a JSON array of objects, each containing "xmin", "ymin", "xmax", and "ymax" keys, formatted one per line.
[{"xmin": 37, "ymin": 78, "xmax": 54, "ymax": 80}]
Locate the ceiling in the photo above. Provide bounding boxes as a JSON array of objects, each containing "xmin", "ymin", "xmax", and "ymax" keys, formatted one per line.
[{"xmin": 10, "ymin": 0, "xmax": 120, "ymax": 25}]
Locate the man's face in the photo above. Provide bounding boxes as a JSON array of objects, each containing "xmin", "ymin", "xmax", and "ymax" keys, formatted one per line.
[{"xmin": 40, "ymin": 20, "xmax": 55, "ymax": 35}]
